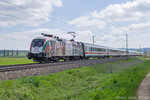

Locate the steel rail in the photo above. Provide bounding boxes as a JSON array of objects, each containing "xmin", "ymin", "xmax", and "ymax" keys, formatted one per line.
[{"xmin": 0, "ymin": 57, "xmax": 133, "ymax": 72}]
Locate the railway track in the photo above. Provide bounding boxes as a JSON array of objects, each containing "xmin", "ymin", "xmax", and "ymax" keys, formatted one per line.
[
  {"xmin": 0, "ymin": 57, "xmax": 130, "ymax": 72},
  {"xmin": 0, "ymin": 57, "xmax": 136, "ymax": 80}
]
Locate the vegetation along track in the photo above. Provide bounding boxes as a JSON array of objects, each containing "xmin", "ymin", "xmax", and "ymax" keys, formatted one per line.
[{"xmin": 0, "ymin": 57, "xmax": 134, "ymax": 80}]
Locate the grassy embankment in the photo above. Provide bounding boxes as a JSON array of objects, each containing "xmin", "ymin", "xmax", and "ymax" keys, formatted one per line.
[
  {"xmin": 0, "ymin": 57, "xmax": 149, "ymax": 99},
  {"xmin": 0, "ymin": 57, "xmax": 34, "ymax": 65}
]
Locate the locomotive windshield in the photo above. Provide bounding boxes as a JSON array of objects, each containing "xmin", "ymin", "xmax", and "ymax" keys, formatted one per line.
[{"xmin": 32, "ymin": 39, "xmax": 44, "ymax": 47}]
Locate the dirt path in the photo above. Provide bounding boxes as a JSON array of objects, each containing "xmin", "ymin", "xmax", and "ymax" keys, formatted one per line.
[{"xmin": 137, "ymin": 72, "xmax": 150, "ymax": 100}]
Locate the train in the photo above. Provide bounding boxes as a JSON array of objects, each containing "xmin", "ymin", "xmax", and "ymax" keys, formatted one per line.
[{"xmin": 27, "ymin": 33, "xmax": 142, "ymax": 62}]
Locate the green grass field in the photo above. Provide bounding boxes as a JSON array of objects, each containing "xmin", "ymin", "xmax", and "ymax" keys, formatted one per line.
[
  {"xmin": 0, "ymin": 57, "xmax": 34, "ymax": 65},
  {"xmin": 0, "ymin": 57, "xmax": 149, "ymax": 100}
]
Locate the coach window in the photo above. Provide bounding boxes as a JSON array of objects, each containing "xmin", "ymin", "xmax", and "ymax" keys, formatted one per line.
[
  {"xmin": 110, "ymin": 50, "xmax": 113, "ymax": 52},
  {"xmin": 85, "ymin": 47, "xmax": 87, "ymax": 51},
  {"xmin": 102, "ymin": 49, "xmax": 105, "ymax": 52},
  {"xmin": 113, "ymin": 50, "xmax": 117, "ymax": 52},
  {"xmin": 87, "ymin": 47, "xmax": 89, "ymax": 51},
  {"xmin": 110, "ymin": 50, "xmax": 112, "ymax": 52},
  {"xmin": 100, "ymin": 48, "xmax": 102, "ymax": 52},
  {"xmin": 85, "ymin": 47, "xmax": 88, "ymax": 51},
  {"xmin": 101, "ymin": 48, "xmax": 106, "ymax": 52},
  {"xmin": 96, "ymin": 48, "xmax": 98, "ymax": 51},
  {"xmin": 89, "ymin": 47, "xmax": 91, "ymax": 51},
  {"xmin": 104, "ymin": 49, "xmax": 106, "ymax": 52}
]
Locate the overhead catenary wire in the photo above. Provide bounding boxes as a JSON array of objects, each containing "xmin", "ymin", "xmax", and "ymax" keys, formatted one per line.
[
  {"xmin": 0, "ymin": 11, "xmax": 76, "ymax": 32},
  {"xmin": 0, "ymin": 1, "xmax": 34, "ymax": 21},
  {"xmin": 0, "ymin": 0, "xmax": 26, "ymax": 9},
  {"xmin": 94, "ymin": 35, "xmax": 105, "ymax": 43},
  {"xmin": 0, "ymin": 0, "xmax": 35, "ymax": 13},
  {"xmin": 32, "ymin": 0, "xmax": 78, "ymax": 31},
  {"xmin": 93, "ymin": 34, "xmax": 127, "ymax": 48},
  {"xmin": 0, "ymin": 11, "xmax": 73, "ymax": 32},
  {"xmin": 50, "ymin": 16, "xmax": 78, "ymax": 30},
  {"xmin": 0, "ymin": 12, "xmax": 26, "ymax": 21},
  {"xmin": 0, "ymin": 0, "xmax": 78, "ymax": 32},
  {"xmin": 0, "ymin": 0, "xmax": 85, "ymax": 39},
  {"xmin": 33, "ymin": 0, "xmax": 74, "ymax": 21},
  {"xmin": 113, "ymin": 35, "xmax": 126, "ymax": 41}
]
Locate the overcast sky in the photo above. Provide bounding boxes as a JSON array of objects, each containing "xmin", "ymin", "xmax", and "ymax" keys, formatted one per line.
[{"xmin": 0, "ymin": 0, "xmax": 150, "ymax": 50}]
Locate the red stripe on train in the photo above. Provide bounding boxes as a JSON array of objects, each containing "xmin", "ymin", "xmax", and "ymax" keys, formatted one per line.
[{"xmin": 85, "ymin": 52, "xmax": 125, "ymax": 55}]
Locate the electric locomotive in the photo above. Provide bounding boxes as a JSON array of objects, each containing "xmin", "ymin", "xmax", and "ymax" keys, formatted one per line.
[{"xmin": 27, "ymin": 33, "xmax": 84, "ymax": 62}]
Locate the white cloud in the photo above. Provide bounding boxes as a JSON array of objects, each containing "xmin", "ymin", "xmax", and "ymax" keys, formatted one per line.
[
  {"xmin": 93, "ymin": 34, "xmax": 126, "ymax": 48},
  {"xmin": 68, "ymin": 16, "xmax": 106, "ymax": 30},
  {"xmin": 75, "ymin": 30, "xmax": 94, "ymax": 43},
  {"xmin": 0, "ymin": 28, "xmax": 64, "ymax": 50},
  {"xmin": 0, "ymin": 29, "xmax": 95, "ymax": 50},
  {"xmin": 0, "ymin": 0, "xmax": 63, "ymax": 27},
  {"xmin": 110, "ymin": 21, "xmax": 150, "ymax": 34},
  {"xmin": 1, "ymin": 27, "xmax": 149, "ymax": 50},
  {"xmin": 110, "ymin": 26, "xmax": 129, "ymax": 34},
  {"xmin": 91, "ymin": 0, "xmax": 150, "ymax": 22},
  {"xmin": 129, "ymin": 22, "xmax": 150, "ymax": 31},
  {"xmin": 66, "ymin": 0, "xmax": 150, "ymax": 48},
  {"xmin": 68, "ymin": 0, "xmax": 150, "ymax": 31}
]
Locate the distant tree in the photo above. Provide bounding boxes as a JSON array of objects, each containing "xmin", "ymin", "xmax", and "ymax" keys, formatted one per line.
[
  {"xmin": 12, "ymin": 50, "xmax": 13, "ymax": 57},
  {"xmin": 16, "ymin": 49, "xmax": 18, "ymax": 57},
  {"xmin": 4, "ymin": 48, "xmax": 6, "ymax": 57},
  {"xmin": 137, "ymin": 49, "xmax": 140, "ymax": 52},
  {"xmin": 144, "ymin": 51, "xmax": 148, "ymax": 56},
  {"xmin": 8, "ymin": 50, "xmax": 9, "ymax": 57}
]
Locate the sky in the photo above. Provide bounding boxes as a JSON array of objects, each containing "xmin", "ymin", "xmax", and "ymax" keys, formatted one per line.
[{"xmin": 0, "ymin": 0, "xmax": 150, "ymax": 50}]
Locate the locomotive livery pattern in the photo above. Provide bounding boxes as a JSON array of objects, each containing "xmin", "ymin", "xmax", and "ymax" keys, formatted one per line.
[{"xmin": 28, "ymin": 33, "xmax": 142, "ymax": 62}]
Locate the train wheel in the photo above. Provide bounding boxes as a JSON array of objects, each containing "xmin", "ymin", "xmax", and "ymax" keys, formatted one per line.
[
  {"xmin": 39, "ymin": 61, "xmax": 45, "ymax": 63},
  {"xmin": 64, "ymin": 57, "xmax": 70, "ymax": 61},
  {"xmin": 74, "ymin": 57, "xmax": 78, "ymax": 61},
  {"xmin": 70, "ymin": 57, "xmax": 73, "ymax": 61}
]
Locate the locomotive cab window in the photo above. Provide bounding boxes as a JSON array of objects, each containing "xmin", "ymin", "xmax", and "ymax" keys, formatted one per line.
[{"xmin": 32, "ymin": 39, "xmax": 44, "ymax": 47}]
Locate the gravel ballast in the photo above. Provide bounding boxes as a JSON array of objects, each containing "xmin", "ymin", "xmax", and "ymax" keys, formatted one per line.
[{"xmin": 0, "ymin": 57, "xmax": 132, "ymax": 80}]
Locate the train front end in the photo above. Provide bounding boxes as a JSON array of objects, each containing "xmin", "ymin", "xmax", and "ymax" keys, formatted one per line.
[{"xmin": 27, "ymin": 37, "xmax": 47, "ymax": 62}]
